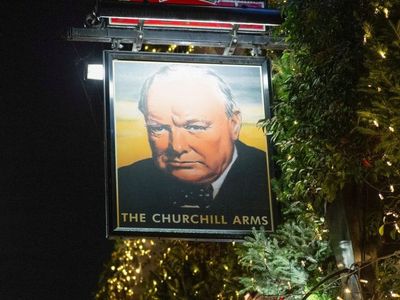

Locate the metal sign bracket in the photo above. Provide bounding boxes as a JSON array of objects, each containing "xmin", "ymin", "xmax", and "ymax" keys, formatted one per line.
[
  {"xmin": 67, "ymin": 1, "xmax": 286, "ymax": 52},
  {"xmin": 132, "ymin": 20, "xmax": 145, "ymax": 52},
  {"xmin": 223, "ymin": 24, "xmax": 239, "ymax": 55}
]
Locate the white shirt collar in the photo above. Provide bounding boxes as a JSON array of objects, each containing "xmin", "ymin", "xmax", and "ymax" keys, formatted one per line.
[{"xmin": 211, "ymin": 146, "xmax": 238, "ymax": 198}]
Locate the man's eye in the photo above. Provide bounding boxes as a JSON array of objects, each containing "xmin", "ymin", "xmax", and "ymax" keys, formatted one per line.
[
  {"xmin": 184, "ymin": 124, "xmax": 208, "ymax": 132},
  {"xmin": 147, "ymin": 125, "xmax": 167, "ymax": 134}
]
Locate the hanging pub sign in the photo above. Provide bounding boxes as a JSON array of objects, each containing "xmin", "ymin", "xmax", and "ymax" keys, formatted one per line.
[
  {"xmin": 107, "ymin": 0, "xmax": 266, "ymax": 31},
  {"xmin": 105, "ymin": 51, "xmax": 276, "ymax": 240}
]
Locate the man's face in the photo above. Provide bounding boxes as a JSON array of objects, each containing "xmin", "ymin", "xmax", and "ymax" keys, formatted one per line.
[{"xmin": 144, "ymin": 76, "xmax": 241, "ymax": 185}]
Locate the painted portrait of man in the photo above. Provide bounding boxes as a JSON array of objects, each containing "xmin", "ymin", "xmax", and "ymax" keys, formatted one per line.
[{"xmin": 109, "ymin": 56, "xmax": 274, "ymax": 234}]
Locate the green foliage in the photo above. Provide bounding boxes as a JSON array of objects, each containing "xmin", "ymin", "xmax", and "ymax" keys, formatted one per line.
[
  {"xmin": 240, "ymin": 1, "xmax": 400, "ymax": 297},
  {"xmin": 356, "ymin": 1, "xmax": 400, "ymax": 245},
  {"xmin": 236, "ymin": 203, "xmax": 334, "ymax": 298},
  {"xmin": 97, "ymin": 1, "xmax": 400, "ymax": 299},
  {"xmin": 95, "ymin": 239, "xmax": 157, "ymax": 299},
  {"xmin": 375, "ymin": 255, "xmax": 400, "ymax": 297},
  {"xmin": 278, "ymin": 0, "xmax": 365, "ymax": 140},
  {"xmin": 145, "ymin": 241, "xmax": 242, "ymax": 300},
  {"xmin": 96, "ymin": 239, "xmax": 242, "ymax": 300},
  {"xmin": 262, "ymin": 0, "xmax": 367, "ymax": 208},
  {"xmin": 240, "ymin": 2, "xmax": 368, "ymax": 296},
  {"xmin": 354, "ymin": 2, "xmax": 400, "ymax": 295}
]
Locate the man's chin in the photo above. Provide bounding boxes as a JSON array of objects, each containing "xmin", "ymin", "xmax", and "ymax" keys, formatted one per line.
[{"xmin": 168, "ymin": 169, "xmax": 214, "ymax": 185}]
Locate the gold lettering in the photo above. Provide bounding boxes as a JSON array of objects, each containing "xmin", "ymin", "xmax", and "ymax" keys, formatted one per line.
[
  {"xmin": 162, "ymin": 214, "xmax": 171, "ymax": 223},
  {"xmin": 242, "ymin": 216, "xmax": 249, "ymax": 225},
  {"xmin": 139, "ymin": 213, "xmax": 146, "ymax": 222},
  {"xmin": 152, "ymin": 214, "xmax": 161, "ymax": 223},
  {"xmin": 121, "ymin": 213, "xmax": 146, "ymax": 223},
  {"xmin": 232, "ymin": 216, "xmax": 242, "ymax": 224},
  {"xmin": 190, "ymin": 215, "xmax": 199, "ymax": 224},
  {"xmin": 261, "ymin": 216, "xmax": 269, "ymax": 225},
  {"xmin": 200, "ymin": 215, "xmax": 209, "ymax": 224},
  {"xmin": 148, "ymin": 213, "xmax": 233, "ymax": 225},
  {"xmin": 121, "ymin": 213, "xmax": 129, "ymax": 222},
  {"xmin": 213, "ymin": 215, "xmax": 227, "ymax": 224},
  {"xmin": 182, "ymin": 214, "xmax": 190, "ymax": 223},
  {"xmin": 221, "ymin": 215, "xmax": 228, "ymax": 224},
  {"xmin": 129, "ymin": 213, "xmax": 139, "ymax": 222},
  {"xmin": 172, "ymin": 214, "xmax": 181, "ymax": 224},
  {"xmin": 250, "ymin": 216, "xmax": 261, "ymax": 225}
]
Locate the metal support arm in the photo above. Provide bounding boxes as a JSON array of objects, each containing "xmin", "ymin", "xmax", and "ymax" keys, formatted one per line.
[
  {"xmin": 67, "ymin": 27, "xmax": 286, "ymax": 50},
  {"xmin": 67, "ymin": 1, "xmax": 286, "ymax": 51},
  {"xmin": 223, "ymin": 24, "xmax": 239, "ymax": 55}
]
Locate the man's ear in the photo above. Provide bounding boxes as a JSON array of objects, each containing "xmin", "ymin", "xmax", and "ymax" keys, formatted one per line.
[{"xmin": 230, "ymin": 110, "xmax": 242, "ymax": 140}]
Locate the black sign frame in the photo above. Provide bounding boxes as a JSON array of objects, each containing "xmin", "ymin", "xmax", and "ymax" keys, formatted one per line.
[{"xmin": 104, "ymin": 51, "xmax": 276, "ymax": 240}]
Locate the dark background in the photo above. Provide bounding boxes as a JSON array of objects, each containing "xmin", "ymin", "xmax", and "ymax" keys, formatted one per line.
[{"xmin": 2, "ymin": 1, "xmax": 113, "ymax": 299}]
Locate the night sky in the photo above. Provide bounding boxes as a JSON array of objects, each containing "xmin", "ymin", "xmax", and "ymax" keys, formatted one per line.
[{"xmin": 3, "ymin": 1, "xmax": 113, "ymax": 299}]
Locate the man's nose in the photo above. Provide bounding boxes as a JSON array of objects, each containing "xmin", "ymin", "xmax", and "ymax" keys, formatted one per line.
[{"xmin": 169, "ymin": 128, "xmax": 189, "ymax": 155}]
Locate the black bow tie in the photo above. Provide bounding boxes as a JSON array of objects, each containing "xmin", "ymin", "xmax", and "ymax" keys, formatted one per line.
[{"xmin": 172, "ymin": 184, "xmax": 214, "ymax": 209}]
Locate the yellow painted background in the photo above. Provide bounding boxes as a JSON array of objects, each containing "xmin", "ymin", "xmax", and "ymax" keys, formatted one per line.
[{"xmin": 116, "ymin": 119, "xmax": 267, "ymax": 168}]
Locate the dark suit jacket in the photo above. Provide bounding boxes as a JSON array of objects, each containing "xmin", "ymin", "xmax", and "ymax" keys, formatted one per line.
[{"xmin": 117, "ymin": 141, "xmax": 270, "ymax": 224}]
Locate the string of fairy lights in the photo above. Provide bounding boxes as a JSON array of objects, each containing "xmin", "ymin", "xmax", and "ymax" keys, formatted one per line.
[
  {"xmin": 97, "ymin": 239, "xmax": 155, "ymax": 298},
  {"xmin": 327, "ymin": 251, "xmax": 400, "ymax": 300},
  {"xmin": 97, "ymin": 3, "xmax": 399, "ymax": 296},
  {"xmin": 356, "ymin": 4, "xmax": 400, "ymax": 297},
  {"xmin": 362, "ymin": 3, "xmax": 400, "ymax": 240},
  {"xmin": 143, "ymin": 44, "xmax": 196, "ymax": 54},
  {"xmin": 370, "ymin": 114, "xmax": 399, "ymax": 235},
  {"xmin": 99, "ymin": 230, "xmax": 399, "ymax": 298},
  {"xmin": 96, "ymin": 238, "xmax": 242, "ymax": 299}
]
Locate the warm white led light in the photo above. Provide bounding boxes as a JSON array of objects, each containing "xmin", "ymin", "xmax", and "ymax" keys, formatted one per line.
[
  {"xmin": 87, "ymin": 64, "xmax": 104, "ymax": 80},
  {"xmin": 391, "ymin": 292, "xmax": 400, "ymax": 298}
]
